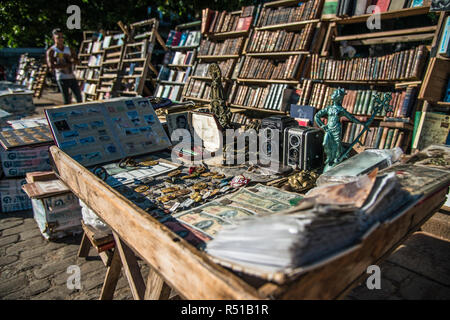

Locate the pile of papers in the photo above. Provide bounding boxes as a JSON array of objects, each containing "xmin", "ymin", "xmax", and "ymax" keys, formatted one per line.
[{"xmin": 206, "ymin": 168, "xmax": 420, "ymax": 274}]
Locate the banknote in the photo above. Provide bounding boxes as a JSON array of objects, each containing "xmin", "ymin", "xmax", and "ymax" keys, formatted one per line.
[
  {"xmin": 226, "ymin": 188, "xmax": 291, "ymax": 213},
  {"xmin": 245, "ymin": 184, "xmax": 303, "ymax": 205},
  {"xmin": 174, "ymin": 210, "xmax": 231, "ymax": 238}
]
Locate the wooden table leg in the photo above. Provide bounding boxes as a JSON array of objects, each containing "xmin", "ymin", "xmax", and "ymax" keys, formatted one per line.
[
  {"xmin": 99, "ymin": 248, "xmax": 122, "ymax": 300},
  {"xmin": 112, "ymin": 232, "xmax": 146, "ymax": 300},
  {"xmin": 77, "ymin": 232, "xmax": 92, "ymax": 258},
  {"xmin": 144, "ymin": 269, "xmax": 171, "ymax": 300}
]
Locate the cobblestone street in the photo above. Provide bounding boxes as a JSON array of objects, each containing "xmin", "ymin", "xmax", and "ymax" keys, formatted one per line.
[{"xmin": 1, "ymin": 209, "xmax": 449, "ymax": 300}]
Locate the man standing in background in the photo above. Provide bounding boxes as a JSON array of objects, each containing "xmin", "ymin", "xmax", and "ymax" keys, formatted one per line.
[{"xmin": 46, "ymin": 28, "xmax": 82, "ymax": 104}]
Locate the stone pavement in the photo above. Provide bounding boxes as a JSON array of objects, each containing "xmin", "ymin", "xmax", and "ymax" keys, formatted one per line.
[{"xmin": 0, "ymin": 209, "xmax": 449, "ymax": 300}]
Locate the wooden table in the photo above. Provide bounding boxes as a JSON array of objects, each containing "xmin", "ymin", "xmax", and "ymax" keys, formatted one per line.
[{"xmin": 50, "ymin": 146, "xmax": 449, "ymax": 299}]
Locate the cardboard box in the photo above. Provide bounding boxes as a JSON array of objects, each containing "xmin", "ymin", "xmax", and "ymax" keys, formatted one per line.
[
  {"xmin": 0, "ymin": 145, "xmax": 51, "ymax": 177},
  {"xmin": 0, "ymin": 178, "xmax": 32, "ymax": 213}
]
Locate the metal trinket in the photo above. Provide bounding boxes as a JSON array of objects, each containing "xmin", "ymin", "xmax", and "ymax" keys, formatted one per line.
[
  {"xmin": 162, "ymin": 186, "xmax": 180, "ymax": 194},
  {"xmin": 134, "ymin": 185, "xmax": 149, "ymax": 193},
  {"xmin": 168, "ymin": 169, "xmax": 181, "ymax": 177}
]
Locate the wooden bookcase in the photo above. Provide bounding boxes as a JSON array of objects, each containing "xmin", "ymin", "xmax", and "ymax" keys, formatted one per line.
[
  {"xmin": 75, "ymin": 31, "xmax": 105, "ymax": 102},
  {"xmin": 303, "ymin": 4, "xmax": 439, "ymax": 153},
  {"xmin": 116, "ymin": 19, "xmax": 167, "ymax": 97},
  {"xmin": 96, "ymin": 33, "xmax": 127, "ymax": 100},
  {"xmin": 155, "ymin": 20, "xmax": 201, "ymax": 103},
  {"xmin": 419, "ymin": 10, "xmax": 450, "ymax": 108},
  {"xmin": 227, "ymin": 0, "xmax": 326, "ymax": 115}
]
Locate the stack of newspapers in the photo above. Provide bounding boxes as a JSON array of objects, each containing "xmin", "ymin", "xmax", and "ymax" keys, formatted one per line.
[{"xmin": 206, "ymin": 170, "xmax": 413, "ymax": 273}]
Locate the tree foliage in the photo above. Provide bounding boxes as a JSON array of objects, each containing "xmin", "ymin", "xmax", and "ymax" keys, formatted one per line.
[{"xmin": 0, "ymin": 0, "xmax": 257, "ymax": 49}]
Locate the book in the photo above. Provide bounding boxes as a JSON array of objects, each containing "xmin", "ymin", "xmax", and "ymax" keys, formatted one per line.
[
  {"xmin": 414, "ymin": 112, "xmax": 450, "ymax": 150},
  {"xmin": 322, "ymin": 0, "xmax": 339, "ymax": 18},
  {"xmin": 290, "ymin": 105, "xmax": 316, "ymax": 123},
  {"xmin": 236, "ymin": 17, "xmax": 253, "ymax": 31},
  {"xmin": 354, "ymin": 0, "xmax": 369, "ymax": 15},
  {"xmin": 388, "ymin": 0, "xmax": 407, "ymax": 10},
  {"xmin": 438, "ymin": 16, "xmax": 450, "ymax": 58},
  {"xmin": 384, "ymin": 128, "xmax": 394, "ymax": 149},
  {"xmin": 379, "ymin": 127, "xmax": 389, "ymax": 149}
]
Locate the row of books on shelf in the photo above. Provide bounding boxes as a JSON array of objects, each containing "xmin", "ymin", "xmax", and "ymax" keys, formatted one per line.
[
  {"xmin": 229, "ymin": 83, "xmax": 293, "ymax": 111},
  {"xmin": 342, "ymin": 123, "xmax": 406, "ymax": 150},
  {"xmin": 166, "ymin": 30, "xmax": 201, "ymax": 47},
  {"xmin": 238, "ymin": 55, "xmax": 306, "ymax": 80},
  {"xmin": 193, "ymin": 60, "xmax": 235, "ymax": 79},
  {"xmin": 158, "ymin": 67, "xmax": 191, "ymax": 83},
  {"xmin": 310, "ymin": 45, "xmax": 428, "ymax": 81},
  {"xmin": 198, "ymin": 38, "xmax": 244, "ymax": 56},
  {"xmin": 246, "ymin": 25, "xmax": 315, "ymax": 53},
  {"xmin": 331, "ymin": 0, "xmax": 425, "ymax": 18},
  {"xmin": 82, "ymin": 83, "xmax": 97, "ymax": 95},
  {"xmin": 155, "ymin": 84, "xmax": 184, "ymax": 101},
  {"xmin": 297, "ymin": 81, "xmax": 417, "ymax": 117},
  {"xmin": 201, "ymin": 7, "xmax": 254, "ymax": 34},
  {"xmin": 255, "ymin": 0, "xmax": 323, "ymax": 27},
  {"xmin": 88, "ymin": 54, "xmax": 102, "ymax": 67},
  {"xmin": 231, "ymin": 112, "xmax": 257, "ymax": 126},
  {"xmin": 165, "ymin": 51, "xmax": 196, "ymax": 66},
  {"xmin": 183, "ymin": 78, "xmax": 212, "ymax": 100}
]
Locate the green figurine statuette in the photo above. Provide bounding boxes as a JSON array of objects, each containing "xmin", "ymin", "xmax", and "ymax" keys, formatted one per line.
[
  {"xmin": 314, "ymin": 88, "xmax": 369, "ymax": 172},
  {"xmin": 314, "ymin": 88, "xmax": 393, "ymax": 172}
]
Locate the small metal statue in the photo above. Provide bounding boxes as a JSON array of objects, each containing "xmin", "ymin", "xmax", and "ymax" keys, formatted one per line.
[
  {"xmin": 314, "ymin": 88, "xmax": 393, "ymax": 172},
  {"xmin": 314, "ymin": 88, "xmax": 369, "ymax": 172},
  {"xmin": 208, "ymin": 63, "xmax": 232, "ymax": 129}
]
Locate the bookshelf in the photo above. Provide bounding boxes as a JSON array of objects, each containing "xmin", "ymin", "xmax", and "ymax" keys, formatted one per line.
[
  {"xmin": 413, "ymin": 10, "xmax": 450, "ymax": 151},
  {"xmin": 75, "ymin": 31, "xmax": 105, "ymax": 101},
  {"xmin": 116, "ymin": 19, "xmax": 167, "ymax": 97},
  {"xmin": 155, "ymin": 21, "xmax": 201, "ymax": 102},
  {"xmin": 96, "ymin": 33, "xmax": 126, "ymax": 100},
  {"xmin": 303, "ymin": 3, "xmax": 441, "ymax": 153},
  {"xmin": 182, "ymin": 8, "xmax": 254, "ymax": 104},
  {"xmin": 227, "ymin": 0, "xmax": 325, "ymax": 115}
]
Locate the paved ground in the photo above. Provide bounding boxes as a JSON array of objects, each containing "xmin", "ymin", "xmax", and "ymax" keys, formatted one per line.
[{"xmin": 0, "ymin": 209, "xmax": 449, "ymax": 300}]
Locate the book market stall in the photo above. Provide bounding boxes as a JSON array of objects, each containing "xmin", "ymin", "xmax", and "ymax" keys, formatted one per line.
[
  {"xmin": 1, "ymin": 0, "xmax": 450, "ymax": 302},
  {"xmin": 45, "ymin": 90, "xmax": 449, "ymax": 299}
]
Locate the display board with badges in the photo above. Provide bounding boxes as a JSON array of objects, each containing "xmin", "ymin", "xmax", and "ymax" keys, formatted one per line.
[{"xmin": 45, "ymin": 97, "xmax": 171, "ymax": 167}]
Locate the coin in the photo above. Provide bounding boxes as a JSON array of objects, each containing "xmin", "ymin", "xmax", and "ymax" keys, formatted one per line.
[
  {"xmin": 168, "ymin": 169, "xmax": 181, "ymax": 177},
  {"xmin": 139, "ymin": 160, "xmax": 159, "ymax": 166},
  {"xmin": 134, "ymin": 185, "xmax": 149, "ymax": 193}
]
